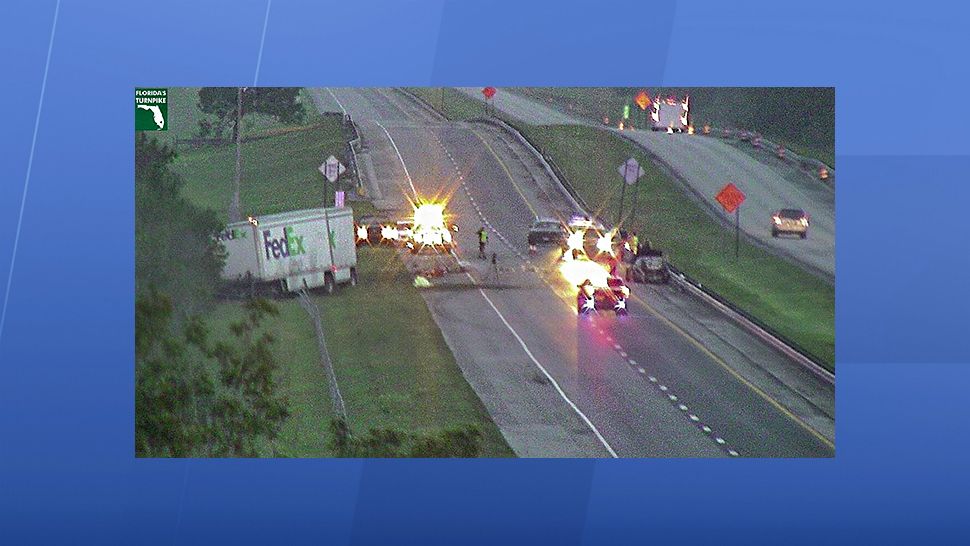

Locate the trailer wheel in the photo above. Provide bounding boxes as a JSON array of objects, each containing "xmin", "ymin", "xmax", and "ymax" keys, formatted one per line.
[
  {"xmin": 323, "ymin": 272, "xmax": 336, "ymax": 294},
  {"xmin": 349, "ymin": 267, "xmax": 358, "ymax": 286}
]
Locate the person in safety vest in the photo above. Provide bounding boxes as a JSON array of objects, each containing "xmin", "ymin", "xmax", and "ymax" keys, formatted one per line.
[{"xmin": 477, "ymin": 226, "xmax": 488, "ymax": 260}]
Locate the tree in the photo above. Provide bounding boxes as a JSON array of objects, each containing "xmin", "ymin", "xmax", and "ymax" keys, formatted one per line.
[
  {"xmin": 135, "ymin": 133, "xmax": 225, "ymax": 315},
  {"xmin": 136, "ymin": 293, "xmax": 290, "ymax": 457},
  {"xmin": 197, "ymin": 87, "xmax": 305, "ymax": 141}
]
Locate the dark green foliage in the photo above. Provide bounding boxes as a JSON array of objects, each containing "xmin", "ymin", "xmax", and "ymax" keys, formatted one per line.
[
  {"xmin": 197, "ymin": 87, "xmax": 306, "ymax": 140},
  {"xmin": 135, "ymin": 133, "xmax": 225, "ymax": 316},
  {"xmin": 136, "ymin": 132, "xmax": 290, "ymax": 457},
  {"xmin": 329, "ymin": 418, "xmax": 483, "ymax": 458},
  {"xmin": 136, "ymin": 293, "xmax": 290, "ymax": 457}
]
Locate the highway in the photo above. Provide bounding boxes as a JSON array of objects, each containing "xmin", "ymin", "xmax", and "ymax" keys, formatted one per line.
[
  {"xmin": 456, "ymin": 87, "xmax": 836, "ymax": 281},
  {"xmin": 309, "ymin": 87, "xmax": 835, "ymax": 457}
]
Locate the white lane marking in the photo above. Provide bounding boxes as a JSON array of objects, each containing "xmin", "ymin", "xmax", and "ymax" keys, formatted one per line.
[
  {"xmin": 469, "ymin": 272, "xmax": 618, "ymax": 458},
  {"xmin": 373, "ymin": 119, "xmax": 417, "ymax": 197},
  {"xmin": 619, "ymin": 351, "xmax": 628, "ymax": 358},
  {"xmin": 689, "ymin": 415, "xmax": 700, "ymax": 422},
  {"xmin": 728, "ymin": 450, "xmax": 739, "ymax": 457},
  {"xmin": 716, "ymin": 437, "xmax": 726, "ymax": 445},
  {"xmin": 325, "ymin": 87, "xmax": 347, "ymax": 116},
  {"xmin": 637, "ymin": 368, "xmax": 646, "ymax": 374},
  {"xmin": 659, "ymin": 385, "xmax": 668, "ymax": 392},
  {"xmin": 702, "ymin": 425, "xmax": 712, "ymax": 433},
  {"xmin": 648, "ymin": 376, "xmax": 657, "ymax": 382},
  {"xmin": 628, "ymin": 359, "xmax": 637, "ymax": 366},
  {"xmin": 678, "ymin": 404, "xmax": 688, "ymax": 411}
]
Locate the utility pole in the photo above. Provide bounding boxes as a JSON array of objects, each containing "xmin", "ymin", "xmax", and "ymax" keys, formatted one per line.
[{"xmin": 230, "ymin": 86, "xmax": 245, "ymax": 222}]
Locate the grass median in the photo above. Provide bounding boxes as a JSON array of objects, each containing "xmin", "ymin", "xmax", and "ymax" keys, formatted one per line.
[
  {"xmin": 404, "ymin": 87, "xmax": 485, "ymax": 122},
  {"xmin": 200, "ymin": 246, "xmax": 513, "ymax": 457}
]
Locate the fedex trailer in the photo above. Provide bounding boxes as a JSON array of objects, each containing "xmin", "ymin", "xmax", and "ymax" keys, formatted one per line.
[{"xmin": 219, "ymin": 207, "xmax": 358, "ymax": 294}]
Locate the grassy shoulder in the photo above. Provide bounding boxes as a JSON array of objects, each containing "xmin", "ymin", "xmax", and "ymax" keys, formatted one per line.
[
  {"xmin": 404, "ymin": 87, "xmax": 485, "ymax": 122},
  {"xmin": 172, "ymin": 118, "xmax": 349, "ymax": 221},
  {"xmin": 200, "ymin": 246, "xmax": 513, "ymax": 457},
  {"xmin": 311, "ymin": 246, "xmax": 512, "ymax": 457},
  {"xmin": 520, "ymin": 124, "xmax": 835, "ymax": 367}
]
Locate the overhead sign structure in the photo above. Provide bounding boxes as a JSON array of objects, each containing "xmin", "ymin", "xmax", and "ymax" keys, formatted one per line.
[
  {"xmin": 482, "ymin": 86, "xmax": 496, "ymax": 99},
  {"xmin": 716, "ymin": 182, "xmax": 746, "ymax": 258},
  {"xmin": 715, "ymin": 182, "xmax": 746, "ymax": 214},
  {"xmin": 635, "ymin": 90, "xmax": 650, "ymax": 110},
  {"xmin": 320, "ymin": 155, "xmax": 346, "ymax": 183}
]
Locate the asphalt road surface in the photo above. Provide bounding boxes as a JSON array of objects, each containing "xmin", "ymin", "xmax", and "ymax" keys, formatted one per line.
[
  {"xmin": 309, "ymin": 88, "xmax": 834, "ymax": 457},
  {"xmin": 456, "ymin": 87, "xmax": 835, "ymax": 281}
]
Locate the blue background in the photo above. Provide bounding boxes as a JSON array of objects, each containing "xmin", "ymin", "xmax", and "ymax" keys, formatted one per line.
[{"xmin": 1, "ymin": 0, "xmax": 968, "ymax": 543}]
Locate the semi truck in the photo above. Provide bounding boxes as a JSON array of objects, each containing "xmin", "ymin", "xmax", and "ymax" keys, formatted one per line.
[{"xmin": 218, "ymin": 207, "xmax": 358, "ymax": 294}]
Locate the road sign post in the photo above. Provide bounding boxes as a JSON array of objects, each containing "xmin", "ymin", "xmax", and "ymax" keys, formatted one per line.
[
  {"xmin": 635, "ymin": 90, "xmax": 650, "ymax": 131},
  {"xmin": 715, "ymin": 182, "xmax": 746, "ymax": 260},
  {"xmin": 616, "ymin": 157, "xmax": 645, "ymax": 225},
  {"xmin": 319, "ymin": 155, "xmax": 346, "ymax": 274},
  {"xmin": 735, "ymin": 207, "xmax": 740, "ymax": 259},
  {"xmin": 482, "ymin": 87, "xmax": 496, "ymax": 116}
]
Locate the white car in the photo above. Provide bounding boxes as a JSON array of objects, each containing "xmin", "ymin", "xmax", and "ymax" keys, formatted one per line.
[{"xmin": 567, "ymin": 214, "xmax": 605, "ymax": 232}]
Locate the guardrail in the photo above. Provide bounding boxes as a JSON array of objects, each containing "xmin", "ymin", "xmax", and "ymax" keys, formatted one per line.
[
  {"xmin": 705, "ymin": 126, "xmax": 835, "ymax": 188},
  {"xmin": 343, "ymin": 114, "xmax": 363, "ymax": 192}
]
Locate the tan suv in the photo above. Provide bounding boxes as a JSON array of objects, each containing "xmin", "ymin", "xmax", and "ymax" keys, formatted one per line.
[{"xmin": 771, "ymin": 208, "xmax": 810, "ymax": 239}]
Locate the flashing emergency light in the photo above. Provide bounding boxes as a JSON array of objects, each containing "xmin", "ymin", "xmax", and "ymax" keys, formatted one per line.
[
  {"xmin": 596, "ymin": 231, "xmax": 616, "ymax": 255},
  {"xmin": 413, "ymin": 202, "xmax": 446, "ymax": 228},
  {"xmin": 559, "ymin": 258, "xmax": 610, "ymax": 287}
]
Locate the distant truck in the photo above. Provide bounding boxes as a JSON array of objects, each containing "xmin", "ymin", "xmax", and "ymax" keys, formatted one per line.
[
  {"xmin": 219, "ymin": 207, "xmax": 358, "ymax": 294},
  {"xmin": 651, "ymin": 95, "xmax": 690, "ymax": 132}
]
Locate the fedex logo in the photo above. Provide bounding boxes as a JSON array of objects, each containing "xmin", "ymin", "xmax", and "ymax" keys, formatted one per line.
[{"xmin": 263, "ymin": 226, "xmax": 306, "ymax": 260}]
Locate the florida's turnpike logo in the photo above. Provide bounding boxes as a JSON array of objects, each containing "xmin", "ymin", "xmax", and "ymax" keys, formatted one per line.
[{"xmin": 135, "ymin": 88, "xmax": 168, "ymax": 131}]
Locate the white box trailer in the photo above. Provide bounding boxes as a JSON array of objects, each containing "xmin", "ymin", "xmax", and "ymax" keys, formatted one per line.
[
  {"xmin": 651, "ymin": 96, "xmax": 690, "ymax": 132},
  {"xmin": 219, "ymin": 207, "xmax": 358, "ymax": 293}
]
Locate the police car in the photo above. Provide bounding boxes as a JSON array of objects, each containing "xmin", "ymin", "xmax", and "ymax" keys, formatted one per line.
[{"xmin": 567, "ymin": 214, "xmax": 605, "ymax": 232}]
